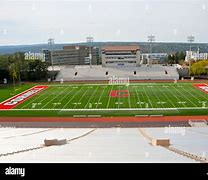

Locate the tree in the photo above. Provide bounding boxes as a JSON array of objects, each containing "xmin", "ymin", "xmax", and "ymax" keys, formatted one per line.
[
  {"xmin": 190, "ymin": 60, "xmax": 208, "ymax": 76},
  {"xmin": 8, "ymin": 63, "xmax": 18, "ymax": 90},
  {"xmin": 28, "ymin": 59, "xmax": 48, "ymax": 81},
  {"xmin": 0, "ymin": 52, "xmax": 49, "ymax": 83}
]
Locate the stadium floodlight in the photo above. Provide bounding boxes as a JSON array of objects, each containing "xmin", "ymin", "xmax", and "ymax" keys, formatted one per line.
[
  {"xmin": 147, "ymin": 35, "xmax": 155, "ymax": 66},
  {"xmin": 187, "ymin": 35, "xmax": 194, "ymax": 51},
  {"xmin": 187, "ymin": 35, "xmax": 194, "ymax": 69},
  {"xmin": 86, "ymin": 36, "xmax": 94, "ymax": 68},
  {"xmin": 48, "ymin": 38, "xmax": 55, "ymax": 80}
]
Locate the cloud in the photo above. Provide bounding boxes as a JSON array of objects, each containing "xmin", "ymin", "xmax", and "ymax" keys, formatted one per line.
[{"xmin": 0, "ymin": 0, "xmax": 208, "ymax": 45}]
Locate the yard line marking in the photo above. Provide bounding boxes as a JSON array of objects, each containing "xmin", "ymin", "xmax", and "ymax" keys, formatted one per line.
[
  {"xmin": 51, "ymin": 87, "xmax": 73, "ymax": 108},
  {"xmin": 155, "ymin": 85, "xmax": 176, "ymax": 108},
  {"xmin": 20, "ymin": 86, "xmax": 56, "ymax": 109},
  {"xmin": 61, "ymin": 86, "xmax": 85, "ymax": 109},
  {"xmin": 118, "ymin": 85, "xmax": 120, "ymax": 109},
  {"xmin": 73, "ymin": 86, "xmax": 93, "ymax": 109},
  {"xmin": 171, "ymin": 84, "xmax": 198, "ymax": 107},
  {"xmin": 135, "ymin": 85, "xmax": 146, "ymax": 108},
  {"xmin": 41, "ymin": 86, "xmax": 70, "ymax": 109},
  {"xmin": 190, "ymin": 84, "xmax": 208, "ymax": 101},
  {"xmin": 127, "ymin": 85, "xmax": 131, "ymax": 108},
  {"xmin": 164, "ymin": 84, "xmax": 186, "ymax": 108},
  {"xmin": 115, "ymin": 102, "xmax": 123, "ymax": 105},
  {"xmin": 95, "ymin": 86, "xmax": 106, "ymax": 109},
  {"xmin": 177, "ymin": 101, "xmax": 186, "ymax": 104},
  {"xmin": 21, "ymin": 86, "xmax": 56, "ymax": 109},
  {"xmin": 0, "ymin": 85, "xmax": 46, "ymax": 105},
  {"xmin": 134, "ymin": 86, "xmax": 142, "ymax": 108},
  {"xmin": 192, "ymin": 89, "xmax": 208, "ymax": 101},
  {"xmin": 181, "ymin": 84, "xmax": 204, "ymax": 105},
  {"xmin": 50, "ymin": 87, "xmax": 72, "ymax": 108},
  {"xmin": 148, "ymin": 85, "xmax": 165, "ymax": 109},
  {"xmin": 106, "ymin": 85, "xmax": 114, "ymax": 109},
  {"xmin": 141, "ymin": 85, "xmax": 153, "ymax": 108},
  {"xmin": 84, "ymin": 86, "xmax": 99, "ymax": 109},
  {"xmin": 58, "ymin": 87, "xmax": 78, "ymax": 109}
]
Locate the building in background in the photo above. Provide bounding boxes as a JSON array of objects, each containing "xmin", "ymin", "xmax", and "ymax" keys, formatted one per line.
[
  {"xmin": 140, "ymin": 53, "xmax": 168, "ymax": 64},
  {"xmin": 43, "ymin": 45, "xmax": 100, "ymax": 66},
  {"xmin": 101, "ymin": 45, "xmax": 141, "ymax": 67},
  {"xmin": 185, "ymin": 49, "xmax": 208, "ymax": 62}
]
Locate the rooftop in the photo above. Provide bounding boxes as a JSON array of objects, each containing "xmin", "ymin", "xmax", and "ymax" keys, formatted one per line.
[{"xmin": 102, "ymin": 45, "xmax": 140, "ymax": 51}]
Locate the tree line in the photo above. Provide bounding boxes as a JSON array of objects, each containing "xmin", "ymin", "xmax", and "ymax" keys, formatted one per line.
[
  {"xmin": 0, "ymin": 52, "xmax": 49, "ymax": 83},
  {"xmin": 190, "ymin": 60, "xmax": 208, "ymax": 76},
  {"xmin": 164, "ymin": 51, "xmax": 186, "ymax": 64}
]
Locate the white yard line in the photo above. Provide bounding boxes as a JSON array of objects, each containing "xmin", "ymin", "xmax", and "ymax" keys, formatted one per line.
[
  {"xmin": 0, "ymin": 85, "xmax": 40, "ymax": 104},
  {"xmin": 141, "ymin": 85, "xmax": 153, "ymax": 108},
  {"xmin": 181, "ymin": 85, "xmax": 204, "ymax": 103},
  {"xmin": 106, "ymin": 85, "xmax": 114, "ymax": 109},
  {"xmin": 21, "ymin": 86, "xmax": 56, "ymax": 109},
  {"xmin": 58, "ymin": 87, "xmax": 78, "ymax": 109},
  {"xmin": 95, "ymin": 86, "xmax": 107, "ymax": 108},
  {"xmin": 171, "ymin": 84, "xmax": 198, "ymax": 107},
  {"xmin": 148, "ymin": 85, "xmax": 165, "ymax": 109},
  {"xmin": 188, "ymin": 85, "xmax": 208, "ymax": 102},
  {"xmin": 156, "ymin": 85, "xmax": 176, "ymax": 108},
  {"xmin": 83, "ymin": 86, "xmax": 99, "ymax": 109},
  {"xmin": 41, "ymin": 86, "xmax": 69, "ymax": 109},
  {"xmin": 51, "ymin": 87, "xmax": 73, "ymax": 108},
  {"xmin": 61, "ymin": 86, "xmax": 85, "ymax": 109},
  {"xmin": 73, "ymin": 86, "xmax": 93, "ymax": 109},
  {"xmin": 164, "ymin": 84, "xmax": 187, "ymax": 107},
  {"xmin": 118, "ymin": 86, "xmax": 120, "ymax": 109},
  {"xmin": 134, "ymin": 86, "xmax": 142, "ymax": 108},
  {"xmin": 127, "ymin": 85, "xmax": 131, "ymax": 108}
]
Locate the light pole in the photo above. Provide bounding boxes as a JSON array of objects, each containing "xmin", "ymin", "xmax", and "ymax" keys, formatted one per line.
[
  {"xmin": 147, "ymin": 35, "xmax": 155, "ymax": 66},
  {"xmin": 86, "ymin": 36, "xmax": 94, "ymax": 68},
  {"xmin": 48, "ymin": 38, "xmax": 55, "ymax": 80},
  {"xmin": 187, "ymin": 35, "xmax": 194, "ymax": 69}
]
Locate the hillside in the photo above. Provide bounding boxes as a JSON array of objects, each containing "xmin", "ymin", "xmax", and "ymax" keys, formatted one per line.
[{"xmin": 0, "ymin": 42, "xmax": 208, "ymax": 55}]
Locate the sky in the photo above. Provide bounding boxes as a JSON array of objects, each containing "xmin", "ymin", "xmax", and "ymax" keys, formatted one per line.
[{"xmin": 0, "ymin": 0, "xmax": 208, "ymax": 45}]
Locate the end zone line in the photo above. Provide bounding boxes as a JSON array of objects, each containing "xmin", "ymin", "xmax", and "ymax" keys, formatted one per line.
[{"xmin": 0, "ymin": 85, "xmax": 42, "ymax": 105}]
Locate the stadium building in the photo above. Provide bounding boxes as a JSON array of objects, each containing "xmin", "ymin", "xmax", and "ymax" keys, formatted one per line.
[
  {"xmin": 141, "ymin": 53, "xmax": 168, "ymax": 64},
  {"xmin": 101, "ymin": 45, "xmax": 141, "ymax": 67},
  {"xmin": 43, "ymin": 45, "xmax": 100, "ymax": 66},
  {"xmin": 185, "ymin": 50, "xmax": 208, "ymax": 62}
]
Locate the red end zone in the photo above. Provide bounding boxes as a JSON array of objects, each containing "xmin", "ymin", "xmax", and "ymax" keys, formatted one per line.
[
  {"xmin": 0, "ymin": 85, "xmax": 48, "ymax": 110},
  {"xmin": 193, "ymin": 84, "xmax": 208, "ymax": 94}
]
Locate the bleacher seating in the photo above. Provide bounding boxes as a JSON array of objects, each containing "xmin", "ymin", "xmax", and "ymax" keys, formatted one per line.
[{"xmin": 55, "ymin": 65, "xmax": 179, "ymax": 81}]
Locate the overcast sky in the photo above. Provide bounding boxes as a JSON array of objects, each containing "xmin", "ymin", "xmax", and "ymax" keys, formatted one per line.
[{"xmin": 0, "ymin": 0, "xmax": 208, "ymax": 45}]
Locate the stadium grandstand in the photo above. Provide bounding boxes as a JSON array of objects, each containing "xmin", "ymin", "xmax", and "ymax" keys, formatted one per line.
[
  {"xmin": 55, "ymin": 64, "xmax": 179, "ymax": 81},
  {"xmin": 51, "ymin": 45, "xmax": 179, "ymax": 81},
  {"xmin": 0, "ymin": 127, "xmax": 207, "ymax": 162}
]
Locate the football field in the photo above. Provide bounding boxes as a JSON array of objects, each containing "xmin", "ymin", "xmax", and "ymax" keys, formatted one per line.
[{"xmin": 0, "ymin": 83, "xmax": 208, "ymax": 117}]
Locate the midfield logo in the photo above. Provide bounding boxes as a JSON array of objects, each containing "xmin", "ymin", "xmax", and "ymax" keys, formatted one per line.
[{"xmin": 109, "ymin": 90, "xmax": 129, "ymax": 98}]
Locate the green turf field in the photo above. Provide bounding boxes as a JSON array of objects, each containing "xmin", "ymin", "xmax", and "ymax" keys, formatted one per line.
[{"xmin": 0, "ymin": 82, "xmax": 208, "ymax": 117}]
